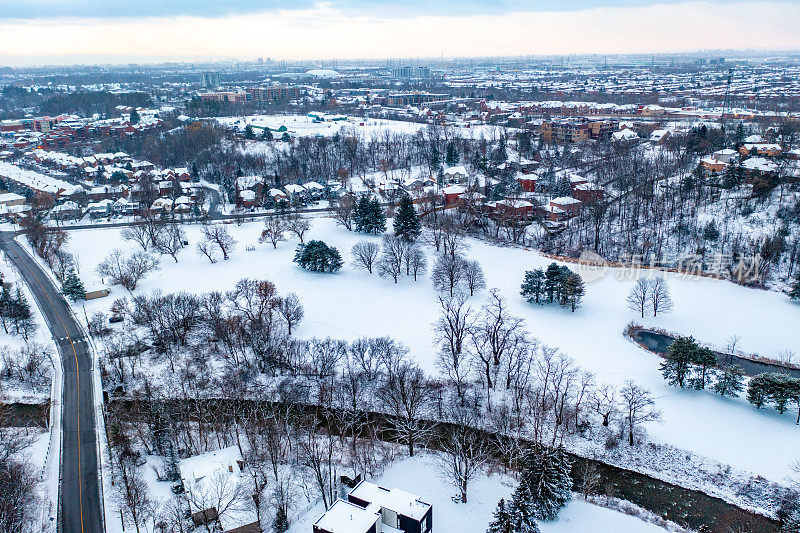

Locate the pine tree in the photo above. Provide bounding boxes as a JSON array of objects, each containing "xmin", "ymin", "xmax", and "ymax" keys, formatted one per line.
[
  {"xmin": 518, "ymin": 445, "xmax": 572, "ymax": 521},
  {"xmin": 746, "ymin": 373, "xmax": 770, "ymax": 409},
  {"xmin": 393, "ymin": 195, "xmax": 421, "ymax": 241},
  {"xmin": 508, "ymin": 483, "xmax": 540, "ymax": 533},
  {"xmin": 790, "ymin": 277, "xmax": 800, "ymax": 301},
  {"xmin": 487, "ymin": 498, "xmax": 516, "ymax": 533},
  {"xmin": 0, "ymin": 283, "xmax": 11, "ymax": 334},
  {"xmin": 129, "ymin": 108, "xmax": 140, "ymax": 125},
  {"xmin": 272, "ymin": 507, "xmax": 289, "ymax": 533},
  {"xmin": 445, "ymin": 142, "xmax": 459, "ymax": 167},
  {"xmin": 293, "ymin": 240, "xmax": 343, "ymax": 273},
  {"xmin": 367, "ymin": 198, "xmax": 386, "ymax": 234},
  {"xmin": 714, "ymin": 363, "xmax": 744, "ymax": 398},
  {"xmin": 562, "ymin": 273, "xmax": 585, "ymax": 312},
  {"xmin": 690, "ymin": 347, "xmax": 717, "ymax": 390},
  {"xmin": 354, "ymin": 194, "xmax": 370, "ymax": 232},
  {"xmin": 521, "ymin": 269, "xmax": 546, "ymax": 304},
  {"xmin": 544, "ymin": 263, "xmax": 563, "ymax": 303},
  {"xmin": 660, "ymin": 336, "xmax": 698, "ymax": 388},
  {"xmin": 61, "ymin": 267, "xmax": 86, "ymax": 301}
]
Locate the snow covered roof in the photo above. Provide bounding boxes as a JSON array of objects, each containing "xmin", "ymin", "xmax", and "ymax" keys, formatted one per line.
[
  {"xmin": 612, "ymin": 129, "xmax": 638, "ymax": 141},
  {"xmin": 741, "ymin": 157, "xmax": 778, "ymax": 172},
  {"xmin": 443, "ymin": 165, "xmax": 468, "ymax": 176},
  {"xmin": 304, "ymin": 181, "xmax": 325, "ymax": 190},
  {"xmin": 349, "ymin": 480, "xmax": 431, "ymax": 521},
  {"xmin": 0, "ymin": 192, "xmax": 25, "ymax": 203},
  {"xmin": 0, "ymin": 161, "xmax": 81, "ymax": 196},
  {"xmin": 551, "ymin": 196, "xmax": 582, "ymax": 205},
  {"xmin": 178, "ymin": 445, "xmax": 243, "ymax": 486},
  {"xmin": 284, "ymin": 183, "xmax": 306, "ymax": 194},
  {"xmin": 442, "ymin": 185, "xmax": 466, "ymax": 195},
  {"xmin": 313, "ymin": 500, "xmax": 380, "ymax": 533}
]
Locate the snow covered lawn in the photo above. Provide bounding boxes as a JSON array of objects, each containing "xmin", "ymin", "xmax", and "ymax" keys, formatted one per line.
[
  {"xmin": 287, "ymin": 454, "xmax": 669, "ymax": 533},
  {"xmin": 61, "ymin": 216, "xmax": 800, "ymax": 482}
]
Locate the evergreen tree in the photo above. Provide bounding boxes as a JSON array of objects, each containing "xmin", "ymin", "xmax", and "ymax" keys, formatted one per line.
[
  {"xmin": 272, "ymin": 507, "xmax": 289, "ymax": 533},
  {"xmin": 445, "ymin": 142, "xmax": 459, "ymax": 167},
  {"xmin": 262, "ymin": 128, "xmax": 273, "ymax": 141},
  {"xmin": 244, "ymin": 124, "xmax": 255, "ymax": 139},
  {"xmin": 702, "ymin": 220, "xmax": 720, "ymax": 242},
  {"xmin": 562, "ymin": 273, "xmax": 585, "ymax": 312},
  {"xmin": 520, "ymin": 269, "xmax": 546, "ymax": 304},
  {"xmin": 354, "ymin": 194, "xmax": 370, "ymax": 232},
  {"xmin": 508, "ymin": 483, "xmax": 540, "ymax": 533},
  {"xmin": 747, "ymin": 373, "xmax": 770, "ymax": 409},
  {"xmin": 293, "ymin": 240, "xmax": 343, "ymax": 273},
  {"xmin": 487, "ymin": 498, "xmax": 516, "ymax": 533},
  {"xmin": 360, "ymin": 198, "xmax": 386, "ymax": 234},
  {"xmin": 394, "ymin": 195, "xmax": 421, "ymax": 241},
  {"xmin": 714, "ymin": 363, "xmax": 744, "ymax": 398},
  {"xmin": 518, "ymin": 445, "xmax": 572, "ymax": 521},
  {"xmin": 0, "ymin": 283, "xmax": 12, "ymax": 334},
  {"xmin": 690, "ymin": 347, "xmax": 717, "ymax": 390},
  {"xmin": 129, "ymin": 108, "xmax": 140, "ymax": 125},
  {"xmin": 544, "ymin": 263, "xmax": 564, "ymax": 303},
  {"xmin": 61, "ymin": 267, "xmax": 86, "ymax": 301},
  {"xmin": 789, "ymin": 277, "xmax": 800, "ymax": 301},
  {"xmin": 660, "ymin": 336, "xmax": 698, "ymax": 388}
]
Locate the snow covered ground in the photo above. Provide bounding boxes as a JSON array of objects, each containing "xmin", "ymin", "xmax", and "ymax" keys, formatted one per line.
[
  {"xmin": 216, "ymin": 114, "xmax": 508, "ymax": 140},
  {"xmin": 288, "ymin": 454, "xmax": 670, "ymax": 533},
  {"xmin": 56, "ymin": 216, "xmax": 800, "ymax": 483},
  {"xmin": 0, "ymin": 250, "xmax": 61, "ymax": 529}
]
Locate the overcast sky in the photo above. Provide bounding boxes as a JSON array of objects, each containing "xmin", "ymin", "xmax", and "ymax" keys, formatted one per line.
[{"xmin": 1, "ymin": 0, "xmax": 799, "ymax": 66}]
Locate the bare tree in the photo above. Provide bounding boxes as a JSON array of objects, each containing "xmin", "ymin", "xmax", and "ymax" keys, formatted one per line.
[
  {"xmin": 260, "ymin": 216, "xmax": 288, "ymax": 249},
  {"xmin": 650, "ymin": 277, "xmax": 674, "ymax": 316},
  {"xmin": 470, "ymin": 290, "xmax": 523, "ymax": 392},
  {"xmin": 619, "ymin": 380, "xmax": 661, "ymax": 446},
  {"xmin": 351, "ymin": 241, "xmax": 380, "ymax": 274},
  {"xmin": 97, "ymin": 250, "xmax": 160, "ymax": 292},
  {"xmin": 154, "ymin": 224, "xmax": 186, "ymax": 262},
  {"xmin": 121, "ymin": 224, "xmax": 152, "ymax": 251},
  {"xmin": 626, "ymin": 278, "xmax": 650, "ymax": 318},
  {"xmin": 378, "ymin": 234, "xmax": 408, "ymax": 283},
  {"xmin": 185, "ymin": 469, "xmax": 245, "ymax": 533},
  {"xmin": 432, "ymin": 253, "xmax": 466, "ymax": 297},
  {"xmin": 462, "ymin": 259, "xmax": 486, "ymax": 296},
  {"xmin": 592, "ymin": 384, "xmax": 617, "ymax": 427},
  {"xmin": 114, "ymin": 453, "xmax": 154, "ymax": 533},
  {"xmin": 436, "ymin": 404, "xmax": 489, "ymax": 503},
  {"xmin": 201, "ymin": 225, "xmax": 236, "ymax": 260},
  {"xmin": 196, "ymin": 240, "xmax": 218, "ymax": 263},
  {"xmin": 277, "ymin": 292, "xmax": 304, "ymax": 335},
  {"xmin": 405, "ymin": 247, "xmax": 428, "ymax": 281},
  {"xmin": 434, "ymin": 295, "xmax": 474, "ymax": 399},
  {"xmin": 332, "ymin": 193, "xmax": 356, "ymax": 231},
  {"xmin": 286, "ymin": 210, "xmax": 311, "ymax": 243},
  {"xmin": 377, "ymin": 362, "xmax": 431, "ymax": 457}
]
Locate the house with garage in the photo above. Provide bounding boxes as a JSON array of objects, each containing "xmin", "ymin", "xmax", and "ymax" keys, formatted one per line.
[{"xmin": 314, "ymin": 481, "xmax": 432, "ymax": 533}]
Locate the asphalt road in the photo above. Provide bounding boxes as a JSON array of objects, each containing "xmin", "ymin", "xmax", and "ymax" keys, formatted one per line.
[{"xmin": 0, "ymin": 232, "xmax": 103, "ymax": 533}]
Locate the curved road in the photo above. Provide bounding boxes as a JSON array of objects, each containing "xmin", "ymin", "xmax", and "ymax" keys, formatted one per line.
[{"xmin": 0, "ymin": 232, "xmax": 103, "ymax": 533}]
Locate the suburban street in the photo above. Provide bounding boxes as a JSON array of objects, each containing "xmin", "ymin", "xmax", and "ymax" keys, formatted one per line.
[{"xmin": 0, "ymin": 232, "xmax": 103, "ymax": 533}]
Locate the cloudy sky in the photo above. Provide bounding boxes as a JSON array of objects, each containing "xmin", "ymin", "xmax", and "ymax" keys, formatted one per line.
[{"xmin": 1, "ymin": 0, "xmax": 799, "ymax": 66}]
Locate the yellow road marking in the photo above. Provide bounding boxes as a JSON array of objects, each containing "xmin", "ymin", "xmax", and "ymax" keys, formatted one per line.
[{"xmin": 8, "ymin": 244, "xmax": 86, "ymax": 533}]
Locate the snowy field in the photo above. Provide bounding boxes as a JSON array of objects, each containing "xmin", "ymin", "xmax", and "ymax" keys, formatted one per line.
[
  {"xmin": 216, "ymin": 114, "xmax": 508, "ymax": 140},
  {"xmin": 287, "ymin": 454, "xmax": 669, "ymax": 533},
  {"xmin": 52, "ymin": 216, "xmax": 800, "ymax": 483}
]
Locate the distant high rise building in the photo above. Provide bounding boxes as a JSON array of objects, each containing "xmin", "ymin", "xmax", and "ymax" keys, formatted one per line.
[
  {"xmin": 202, "ymin": 71, "xmax": 221, "ymax": 89},
  {"xmin": 257, "ymin": 57, "xmax": 264, "ymax": 64},
  {"xmin": 390, "ymin": 66, "xmax": 431, "ymax": 79}
]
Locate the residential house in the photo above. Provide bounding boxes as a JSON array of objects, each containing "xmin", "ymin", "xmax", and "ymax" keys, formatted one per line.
[
  {"xmin": 316, "ymin": 480, "xmax": 433, "ymax": 533},
  {"xmin": 550, "ymin": 196, "xmax": 582, "ymax": 217},
  {"xmin": 517, "ymin": 174, "xmax": 537, "ymax": 193},
  {"xmin": 739, "ymin": 143, "xmax": 782, "ymax": 158}
]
